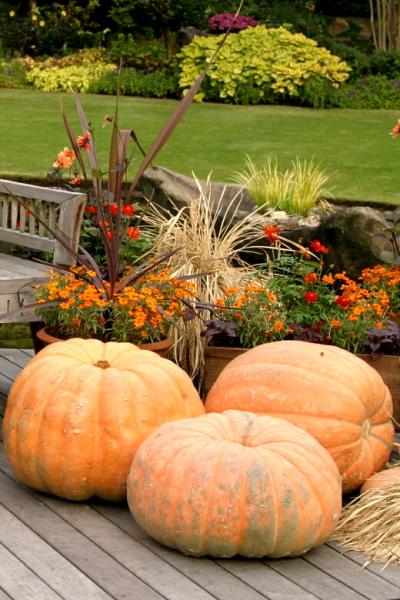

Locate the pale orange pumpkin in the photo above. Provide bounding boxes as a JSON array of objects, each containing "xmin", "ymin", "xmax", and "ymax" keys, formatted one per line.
[
  {"xmin": 3, "ymin": 338, "xmax": 205, "ymax": 501},
  {"xmin": 205, "ymin": 340, "xmax": 394, "ymax": 493},
  {"xmin": 127, "ymin": 410, "xmax": 342, "ymax": 558},
  {"xmin": 360, "ymin": 466, "xmax": 400, "ymax": 493}
]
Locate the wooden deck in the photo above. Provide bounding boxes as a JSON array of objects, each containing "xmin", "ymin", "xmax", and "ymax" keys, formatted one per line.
[{"xmin": 1, "ymin": 349, "xmax": 400, "ymax": 600}]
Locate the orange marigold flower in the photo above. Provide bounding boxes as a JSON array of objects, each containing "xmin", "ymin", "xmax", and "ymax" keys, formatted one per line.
[
  {"xmin": 304, "ymin": 272, "xmax": 318, "ymax": 284},
  {"xmin": 53, "ymin": 147, "xmax": 76, "ymax": 169},
  {"xmin": 76, "ymin": 130, "xmax": 91, "ymax": 150},
  {"xmin": 322, "ymin": 274, "xmax": 334, "ymax": 285},
  {"xmin": 273, "ymin": 321, "xmax": 285, "ymax": 331},
  {"xmin": 122, "ymin": 204, "xmax": 135, "ymax": 216},
  {"xmin": 70, "ymin": 176, "xmax": 82, "ymax": 186},
  {"xmin": 126, "ymin": 227, "xmax": 141, "ymax": 240},
  {"xmin": 391, "ymin": 119, "xmax": 400, "ymax": 138},
  {"xmin": 263, "ymin": 225, "xmax": 280, "ymax": 242},
  {"xmin": 309, "ymin": 240, "xmax": 329, "ymax": 254},
  {"xmin": 304, "ymin": 291, "xmax": 318, "ymax": 303},
  {"xmin": 335, "ymin": 295, "xmax": 350, "ymax": 309},
  {"xmin": 330, "ymin": 319, "xmax": 342, "ymax": 329}
]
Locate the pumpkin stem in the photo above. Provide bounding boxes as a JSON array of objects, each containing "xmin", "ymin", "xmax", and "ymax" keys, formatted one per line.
[
  {"xmin": 94, "ymin": 360, "xmax": 110, "ymax": 369},
  {"xmin": 362, "ymin": 419, "xmax": 371, "ymax": 437}
]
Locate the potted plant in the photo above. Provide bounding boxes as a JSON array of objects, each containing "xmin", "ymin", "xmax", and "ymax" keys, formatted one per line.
[
  {"xmin": 2, "ymin": 15, "xmax": 239, "ymax": 351},
  {"xmin": 201, "ymin": 226, "xmax": 400, "ymax": 422}
]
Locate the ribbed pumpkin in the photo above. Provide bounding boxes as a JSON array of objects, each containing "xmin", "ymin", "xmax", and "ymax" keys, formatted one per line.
[
  {"xmin": 205, "ymin": 340, "xmax": 394, "ymax": 493},
  {"xmin": 127, "ymin": 410, "xmax": 342, "ymax": 558},
  {"xmin": 360, "ymin": 466, "xmax": 400, "ymax": 493},
  {"xmin": 3, "ymin": 338, "xmax": 205, "ymax": 501}
]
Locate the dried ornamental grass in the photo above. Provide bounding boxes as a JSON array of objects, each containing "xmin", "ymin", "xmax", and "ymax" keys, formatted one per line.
[
  {"xmin": 143, "ymin": 175, "xmax": 270, "ymax": 379},
  {"xmin": 331, "ymin": 479, "xmax": 400, "ymax": 569}
]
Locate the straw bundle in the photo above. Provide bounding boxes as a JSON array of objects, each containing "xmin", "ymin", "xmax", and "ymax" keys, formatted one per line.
[
  {"xmin": 331, "ymin": 477, "xmax": 400, "ymax": 569},
  {"xmin": 142, "ymin": 175, "xmax": 270, "ymax": 381}
]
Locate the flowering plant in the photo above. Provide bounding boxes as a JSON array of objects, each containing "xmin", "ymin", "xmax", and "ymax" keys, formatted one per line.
[
  {"xmin": 10, "ymin": 25, "xmax": 236, "ymax": 343},
  {"xmin": 35, "ymin": 266, "xmax": 195, "ymax": 344},
  {"xmin": 208, "ymin": 13, "xmax": 259, "ymax": 33},
  {"xmin": 204, "ymin": 225, "xmax": 400, "ymax": 354}
]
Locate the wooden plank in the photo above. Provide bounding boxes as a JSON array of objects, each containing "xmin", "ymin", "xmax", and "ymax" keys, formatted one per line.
[
  {"xmin": 0, "ymin": 504, "xmax": 112, "ymax": 600},
  {"xmin": 215, "ymin": 559, "xmax": 321, "ymax": 600},
  {"xmin": 303, "ymin": 545, "xmax": 400, "ymax": 599},
  {"xmin": 266, "ymin": 556, "xmax": 368, "ymax": 600},
  {"xmin": 33, "ymin": 495, "xmax": 216, "ymax": 600},
  {"xmin": 0, "ymin": 349, "xmax": 32, "ymax": 370},
  {"xmin": 327, "ymin": 541, "xmax": 400, "ymax": 589},
  {"xmin": 0, "ymin": 588, "xmax": 12, "ymax": 599},
  {"xmin": 0, "ymin": 355, "xmax": 24, "ymax": 380},
  {"xmin": 93, "ymin": 503, "xmax": 272, "ymax": 600},
  {"xmin": 0, "ymin": 543, "xmax": 62, "ymax": 600},
  {"xmin": 0, "ymin": 469, "xmax": 163, "ymax": 600},
  {"xmin": 0, "ymin": 180, "xmax": 86, "ymax": 205}
]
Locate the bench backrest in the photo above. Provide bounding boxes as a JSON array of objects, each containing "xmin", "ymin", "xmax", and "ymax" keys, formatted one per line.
[{"xmin": 0, "ymin": 179, "xmax": 86, "ymax": 266}]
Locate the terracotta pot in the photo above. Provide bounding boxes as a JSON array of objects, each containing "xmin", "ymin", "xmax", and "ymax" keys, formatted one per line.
[
  {"xmin": 203, "ymin": 345, "xmax": 400, "ymax": 429},
  {"xmin": 36, "ymin": 327, "xmax": 173, "ymax": 358}
]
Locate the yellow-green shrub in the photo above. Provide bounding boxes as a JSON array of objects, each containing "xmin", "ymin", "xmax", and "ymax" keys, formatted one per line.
[
  {"xmin": 27, "ymin": 62, "xmax": 116, "ymax": 93},
  {"xmin": 26, "ymin": 50, "xmax": 116, "ymax": 93},
  {"xmin": 178, "ymin": 26, "xmax": 351, "ymax": 102}
]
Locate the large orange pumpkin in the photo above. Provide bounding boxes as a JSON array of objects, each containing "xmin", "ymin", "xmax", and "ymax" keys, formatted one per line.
[
  {"xmin": 127, "ymin": 410, "xmax": 342, "ymax": 558},
  {"xmin": 360, "ymin": 466, "xmax": 400, "ymax": 493},
  {"xmin": 3, "ymin": 338, "xmax": 205, "ymax": 501},
  {"xmin": 205, "ymin": 341, "xmax": 394, "ymax": 493}
]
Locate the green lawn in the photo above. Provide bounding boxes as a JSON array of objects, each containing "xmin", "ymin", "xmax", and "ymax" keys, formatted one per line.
[{"xmin": 1, "ymin": 88, "xmax": 400, "ymax": 205}]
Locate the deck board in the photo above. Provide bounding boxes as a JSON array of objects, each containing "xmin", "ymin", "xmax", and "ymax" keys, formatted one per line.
[{"xmin": 1, "ymin": 348, "xmax": 400, "ymax": 600}]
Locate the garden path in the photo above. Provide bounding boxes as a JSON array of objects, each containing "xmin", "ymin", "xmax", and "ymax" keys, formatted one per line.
[{"xmin": 0, "ymin": 349, "xmax": 400, "ymax": 600}]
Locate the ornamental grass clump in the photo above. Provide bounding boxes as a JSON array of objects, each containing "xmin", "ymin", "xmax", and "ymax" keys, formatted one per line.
[
  {"xmin": 233, "ymin": 156, "xmax": 332, "ymax": 215},
  {"xmin": 331, "ymin": 483, "xmax": 400, "ymax": 569},
  {"xmin": 142, "ymin": 175, "xmax": 270, "ymax": 375}
]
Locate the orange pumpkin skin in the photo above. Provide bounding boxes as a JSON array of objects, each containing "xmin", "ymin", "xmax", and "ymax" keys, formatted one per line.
[
  {"xmin": 360, "ymin": 466, "xmax": 400, "ymax": 493},
  {"xmin": 205, "ymin": 341, "xmax": 394, "ymax": 494},
  {"xmin": 3, "ymin": 338, "xmax": 205, "ymax": 502},
  {"xmin": 127, "ymin": 410, "xmax": 342, "ymax": 558}
]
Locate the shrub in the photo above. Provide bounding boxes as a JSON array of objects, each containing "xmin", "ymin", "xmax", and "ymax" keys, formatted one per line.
[
  {"xmin": 106, "ymin": 35, "xmax": 170, "ymax": 72},
  {"xmin": 178, "ymin": 26, "xmax": 351, "ymax": 103},
  {"xmin": 0, "ymin": 58, "xmax": 30, "ymax": 89},
  {"xmin": 367, "ymin": 50, "xmax": 400, "ymax": 79},
  {"xmin": 26, "ymin": 51, "xmax": 116, "ymax": 93},
  {"xmin": 89, "ymin": 67, "xmax": 180, "ymax": 98},
  {"xmin": 208, "ymin": 13, "xmax": 260, "ymax": 32},
  {"xmin": 331, "ymin": 75, "xmax": 400, "ymax": 109},
  {"xmin": 0, "ymin": 2, "xmax": 104, "ymax": 58}
]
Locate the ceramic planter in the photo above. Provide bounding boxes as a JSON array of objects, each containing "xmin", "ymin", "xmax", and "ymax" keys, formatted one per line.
[{"xmin": 36, "ymin": 327, "xmax": 173, "ymax": 358}]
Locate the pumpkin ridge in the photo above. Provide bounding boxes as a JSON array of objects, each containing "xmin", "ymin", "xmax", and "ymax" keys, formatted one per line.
[
  {"xmin": 263, "ymin": 447, "xmax": 338, "ymax": 546},
  {"xmin": 220, "ymin": 362, "xmax": 372, "ymax": 411},
  {"xmin": 197, "ymin": 441, "xmax": 227, "ymax": 556},
  {"xmin": 38, "ymin": 367, "xmax": 81, "ymax": 495}
]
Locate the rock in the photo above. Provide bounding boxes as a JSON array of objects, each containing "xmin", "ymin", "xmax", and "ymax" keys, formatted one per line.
[
  {"xmin": 176, "ymin": 26, "xmax": 210, "ymax": 48},
  {"xmin": 140, "ymin": 167, "xmax": 399, "ymax": 278},
  {"xmin": 320, "ymin": 206, "xmax": 397, "ymax": 276},
  {"xmin": 329, "ymin": 17, "xmax": 350, "ymax": 37},
  {"xmin": 140, "ymin": 166, "xmax": 256, "ymax": 222}
]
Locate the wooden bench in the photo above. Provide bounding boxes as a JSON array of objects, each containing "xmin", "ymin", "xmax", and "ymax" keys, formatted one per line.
[{"xmin": 0, "ymin": 179, "xmax": 86, "ymax": 332}]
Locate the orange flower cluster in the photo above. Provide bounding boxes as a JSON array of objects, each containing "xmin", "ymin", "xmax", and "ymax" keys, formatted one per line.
[
  {"xmin": 35, "ymin": 267, "xmax": 195, "ymax": 344},
  {"xmin": 214, "ymin": 281, "xmax": 289, "ymax": 347}
]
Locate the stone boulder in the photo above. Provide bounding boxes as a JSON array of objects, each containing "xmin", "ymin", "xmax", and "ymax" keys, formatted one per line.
[
  {"xmin": 139, "ymin": 166, "xmax": 255, "ymax": 221},
  {"xmin": 139, "ymin": 167, "xmax": 399, "ymax": 278}
]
